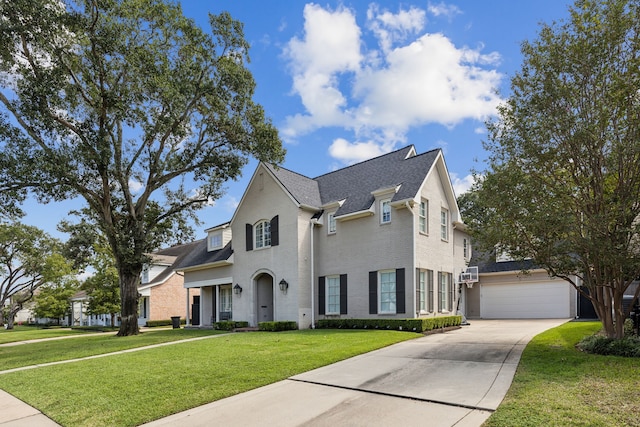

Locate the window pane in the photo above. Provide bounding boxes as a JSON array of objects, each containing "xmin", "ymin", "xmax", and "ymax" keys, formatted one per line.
[
  {"xmin": 419, "ymin": 271, "xmax": 426, "ymax": 311},
  {"xmin": 328, "ymin": 213, "xmax": 336, "ymax": 233},
  {"xmin": 380, "ymin": 271, "xmax": 396, "ymax": 313},
  {"xmin": 327, "ymin": 276, "xmax": 340, "ymax": 314},
  {"xmin": 382, "ymin": 200, "xmax": 391, "ymax": 223}
]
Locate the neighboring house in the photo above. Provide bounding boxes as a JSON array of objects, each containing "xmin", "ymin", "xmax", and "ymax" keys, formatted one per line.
[
  {"xmin": 66, "ymin": 243, "xmax": 201, "ymax": 327},
  {"xmin": 176, "ymin": 145, "xmax": 472, "ymax": 328},
  {"xmin": 70, "ymin": 290, "xmax": 111, "ymax": 327},
  {"xmin": 466, "ymin": 252, "xmax": 579, "ymax": 319},
  {"xmin": 138, "ymin": 242, "xmax": 201, "ymax": 326}
]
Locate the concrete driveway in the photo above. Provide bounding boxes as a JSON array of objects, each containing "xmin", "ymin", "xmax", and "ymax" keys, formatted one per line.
[{"xmin": 144, "ymin": 319, "xmax": 568, "ymax": 427}]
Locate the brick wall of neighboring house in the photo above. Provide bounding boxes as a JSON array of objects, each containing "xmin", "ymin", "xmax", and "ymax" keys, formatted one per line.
[{"xmin": 149, "ymin": 273, "xmax": 200, "ymax": 321}]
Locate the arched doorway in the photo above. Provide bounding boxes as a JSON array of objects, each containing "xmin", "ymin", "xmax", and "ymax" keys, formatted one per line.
[{"xmin": 255, "ymin": 273, "xmax": 274, "ymax": 323}]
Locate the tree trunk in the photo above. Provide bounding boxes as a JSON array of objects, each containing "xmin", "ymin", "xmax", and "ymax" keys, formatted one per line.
[{"xmin": 117, "ymin": 271, "xmax": 141, "ymax": 336}]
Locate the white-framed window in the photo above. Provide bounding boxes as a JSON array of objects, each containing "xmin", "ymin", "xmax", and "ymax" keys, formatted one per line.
[
  {"xmin": 437, "ymin": 272, "xmax": 452, "ymax": 312},
  {"xmin": 440, "ymin": 209, "xmax": 448, "ymax": 241},
  {"xmin": 463, "ymin": 238, "xmax": 469, "ymax": 259},
  {"xmin": 379, "ymin": 270, "xmax": 396, "ymax": 313},
  {"xmin": 326, "ymin": 275, "xmax": 340, "ymax": 314},
  {"xmin": 419, "ymin": 200, "xmax": 428, "ymax": 234},
  {"xmin": 220, "ymin": 286, "xmax": 232, "ymax": 313},
  {"xmin": 427, "ymin": 270, "xmax": 434, "ymax": 312},
  {"xmin": 255, "ymin": 220, "xmax": 271, "ymax": 249},
  {"xmin": 328, "ymin": 212, "xmax": 336, "ymax": 234},
  {"xmin": 418, "ymin": 271, "xmax": 426, "ymax": 312},
  {"xmin": 209, "ymin": 232, "xmax": 223, "ymax": 250},
  {"xmin": 381, "ymin": 199, "xmax": 391, "ymax": 224}
]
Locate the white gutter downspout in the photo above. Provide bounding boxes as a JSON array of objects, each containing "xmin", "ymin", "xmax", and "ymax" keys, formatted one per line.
[{"xmin": 310, "ymin": 218, "xmax": 319, "ymax": 329}]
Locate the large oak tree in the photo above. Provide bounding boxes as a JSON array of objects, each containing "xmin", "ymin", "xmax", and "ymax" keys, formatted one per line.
[
  {"xmin": 474, "ymin": 0, "xmax": 640, "ymax": 339},
  {"xmin": 0, "ymin": 0, "xmax": 284, "ymax": 335}
]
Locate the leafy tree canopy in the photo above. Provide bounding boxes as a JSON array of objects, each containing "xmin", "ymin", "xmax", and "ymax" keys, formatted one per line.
[
  {"xmin": 0, "ymin": 0, "xmax": 284, "ymax": 335},
  {"xmin": 472, "ymin": 0, "xmax": 640, "ymax": 339},
  {"xmin": 0, "ymin": 222, "xmax": 74, "ymax": 328}
]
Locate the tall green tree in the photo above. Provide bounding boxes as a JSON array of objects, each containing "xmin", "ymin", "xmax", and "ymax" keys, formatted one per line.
[
  {"xmin": 33, "ymin": 280, "xmax": 78, "ymax": 325},
  {"xmin": 476, "ymin": 0, "xmax": 640, "ymax": 339},
  {"xmin": 82, "ymin": 243, "xmax": 120, "ymax": 327},
  {"xmin": 0, "ymin": 222, "xmax": 74, "ymax": 329},
  {"xmin": 0, "ymin": 0, "xmax": 284, "ymax": 335}
]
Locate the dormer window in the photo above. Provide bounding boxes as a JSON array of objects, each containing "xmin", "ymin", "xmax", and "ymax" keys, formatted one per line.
[
  {"xmin": 209, "ymin": 232, "xmax": 223, "ymax": 250},
  {"xmin": 381, "ymin": 199, "xmax": 391, "ymax": 224},
  {"xmin": 328, "ymin": 212, "xmax": 336, "ymax": 234},
  {"xmin": 255, "ymin": 220, "xmax": 271, "ymax": 249}
]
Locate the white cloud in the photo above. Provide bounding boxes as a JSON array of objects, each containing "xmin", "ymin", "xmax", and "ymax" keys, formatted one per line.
[
  {"xmin": 328, "ymin": 138, "xmax": 389, "ymax": 164},
  {"xmin": 282, "ymin": 2, "xmax": 503, "ymax": 165},
  {"xmin": 427, "ymin": 2, "xmax": 462, "ymax": 19},
  {"xmin": 367, "ymin": 4, "xmax": 425, "ymax": 53},
  {"xmin": 450, "ymin": 172, "xmax": 475, "ymax": 196},
  {"xmin": 128, "ymin": 179, "xmax": 144, "ymax": 194},
  {"xmin": 282, "ymin": 4, "xmax": 362, "ymax": 139}
]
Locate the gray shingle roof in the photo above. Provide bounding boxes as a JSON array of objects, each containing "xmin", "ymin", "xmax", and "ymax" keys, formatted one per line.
[
  {"xmin": 470, "ymin": 250, "xmax": 536, "ymax": 274},
  {"xmin": 265, "ymin": 164, "xmax": 322, "ymax": 207},
  {"xmin": 145, "ymin": 240, "xmax": 205, "ymax": 285},
  {"xmin": 315, "ymin": 146, "xmax": 440, "ymax": 217},
  {"xmin": 172, "ymin": 240, "xmax": 233, "ymax": 271}
]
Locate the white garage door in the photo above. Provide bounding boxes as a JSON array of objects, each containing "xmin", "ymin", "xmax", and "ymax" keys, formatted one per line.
[{"xmin": 481, "ymin": 281, "xmax": 571, "ymax": 318}]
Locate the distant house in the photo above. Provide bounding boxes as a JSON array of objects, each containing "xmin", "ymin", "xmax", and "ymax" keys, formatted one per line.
[
  {"xmin": 65, "ymin": 243, "xmax": 201, "ymax": 327},
  {"xmin": 176, "ymin": 145, "xmax": 472, "ymax": 328},
  {"xmin": 138, "ymin": 242, "xmax": 201, "ymax": 326}
]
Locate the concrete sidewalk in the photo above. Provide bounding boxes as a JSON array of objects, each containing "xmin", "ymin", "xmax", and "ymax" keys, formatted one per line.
[{"xmin": 143, "ymin": 319, "xmax": 568, "ymax": 427}]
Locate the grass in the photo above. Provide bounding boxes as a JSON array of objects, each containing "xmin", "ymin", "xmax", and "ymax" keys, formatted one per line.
[
  {"xmin": 484, "ymin": 321, "xmax": 640, "ymax": 427},
  {"xmin": 0, "ymin": 325, "xmax": 91, "ymax": 344},
  {"xmin": 0, "ymin": 329, "xmax": 419, "ymax": 426},
  {"xmin": 0, "ymin": 328, "xmax": 226, "ymax": 371}
]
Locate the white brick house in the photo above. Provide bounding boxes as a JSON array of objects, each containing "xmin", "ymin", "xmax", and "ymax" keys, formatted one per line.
[{"xmin": 176, "ymin": 146, "xmax": 471, "ymax": 328}]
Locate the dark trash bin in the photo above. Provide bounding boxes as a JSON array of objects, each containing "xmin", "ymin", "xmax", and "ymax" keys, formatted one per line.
[{"xmin": 171, "ymin": 316, "xmax": 181, "ymax": 329}]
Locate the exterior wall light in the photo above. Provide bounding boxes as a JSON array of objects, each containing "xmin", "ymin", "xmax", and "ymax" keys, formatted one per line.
[
  {"xmin": 279, "ymin": 279, "xmax": 289, "ymax": 292},
  {"xmin": 233, "ymin": 284, "xmax": 242, "ymax": 295}
]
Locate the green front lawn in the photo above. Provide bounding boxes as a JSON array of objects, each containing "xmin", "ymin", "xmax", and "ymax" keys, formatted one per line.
[
  {"xmin": 0, "ymin": 329, "xmax": 419, "ymax": 426},
  {"xmin": 0, "ymin": 328, "xmax": 226, "ymax": 371},
  {"xmin": 0, "ymin": 325, "xmax": 90, "ymax": 344},
  {"xmin": 484, "ymin": 321, "xmax": 640, "ymax": 427}
]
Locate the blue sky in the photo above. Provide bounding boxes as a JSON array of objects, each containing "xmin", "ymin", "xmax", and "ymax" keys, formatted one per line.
[{"xmin": 21, "ymin": 0, "xmax": 574, "ymax": 241}]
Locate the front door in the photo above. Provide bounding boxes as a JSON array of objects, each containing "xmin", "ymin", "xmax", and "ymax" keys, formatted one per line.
[{"xmin": 256, "ymin": 274, "xmax": 274, "ymax": 323}]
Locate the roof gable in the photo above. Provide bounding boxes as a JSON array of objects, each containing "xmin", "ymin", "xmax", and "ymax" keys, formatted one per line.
[{"xmin": 315, "ymin": 146, "xmax": 440, "ymax": 217}]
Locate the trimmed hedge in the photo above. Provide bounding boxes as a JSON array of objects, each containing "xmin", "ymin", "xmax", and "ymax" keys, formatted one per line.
[
  {"xmin": 146, "ymin": 318, "xmax": 186, "ymax": 327},
  {"xmin": 213, "ymin": 321, "xmax": 249, "ymax": 331},
  {"xmin": 258, "ymin": 321, "xmax": 298, "ymax": 332},
  {"xmin": 316, "ymin": 316, "xmax": 461, "ymax": 333}
]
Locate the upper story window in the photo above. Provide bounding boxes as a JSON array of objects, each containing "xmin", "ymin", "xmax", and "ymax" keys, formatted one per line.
[
  {"xmin": 440, "ymin": 209, "xmax": 448, "ymax": 241},
  {"xmin": 463, "ymin": 238, "xmax": 470, "ymax": 259},
  {"xmin": 381, "ymin": 199, "xmax": 391, "ymax": 224},
  {"xmin": 419, "ymin": 200, "xmax": 428, "ymax": 234},
  {"xmin": 208, "ymin": 232, "xmax": 223, "ymax": 250},
  {"xmin": 328, "ymin": 212, "xmax": 336, "ymax": 234},
  {"xmin": 255, "ymin": 220, "xmax": 271, "ymax": 249}
]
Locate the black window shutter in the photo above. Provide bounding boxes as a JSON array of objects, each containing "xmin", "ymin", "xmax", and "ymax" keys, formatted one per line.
[
  {"xmin": 318, "ymin": 276, "xmax": 325, "ymax": 315},
  {"xmin": 245, "ymin": 224, "xmax": 253, "ymax": 251},
  {"xmin": 369, "ymin": 271, "xmax": 378, "ymax": 314},
  {"xmin": 270, "ymin": 215, "xmax": 279, "ymax": 246},
  {"xmin": 340, "ymin": 274, "xmax": 348, "ymax": 314},
  {"xmin": 416, "ymin": 268, "xmax": 421, "ymax": 313},
  {"xmin": 396, "ymin": 268, "xmax": 405, "ymax": 314}
]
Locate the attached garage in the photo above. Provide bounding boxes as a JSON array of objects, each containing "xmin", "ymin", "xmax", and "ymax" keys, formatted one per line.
[{"xmin": 480, "ymin": 280, "xmax": 573, "ymax": 318}]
